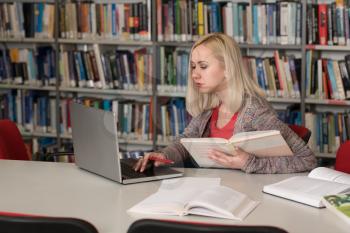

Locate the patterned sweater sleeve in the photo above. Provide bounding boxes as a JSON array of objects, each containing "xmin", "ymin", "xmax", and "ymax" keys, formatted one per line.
[
  {"xmin": 241, "ymin": 99, "xmax": 317, "ymax": 174},
  {"xmin": 159, "ymin": 113, "xmax": 205, "ymax": 165}
]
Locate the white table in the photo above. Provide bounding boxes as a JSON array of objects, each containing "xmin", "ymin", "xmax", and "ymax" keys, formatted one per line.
[{"xmin": 0, "ymin": 160, "xmax": 347, "ymax": 233}]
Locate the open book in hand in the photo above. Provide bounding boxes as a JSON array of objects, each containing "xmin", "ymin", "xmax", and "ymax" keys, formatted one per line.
[
  {"xmin": 263, "ymin": 167, "xmax": 350, "ymax": 208},
  {"xmin": 180, "ymin": 130, "xmax": 293, "ymax": 168},
  {"xmin": 128, "ymin": 177, "xmax": 259, "ymax": 220},
  {"xmin": 322, "ymin": 194, "xmax": 350, "ymax": 225}
]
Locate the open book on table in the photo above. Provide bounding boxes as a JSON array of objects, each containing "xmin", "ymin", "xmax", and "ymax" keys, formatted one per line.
[
  {"xmin": 128, "ymin": 177, "xmax": 259, "ymax": 220},
  {"xmin": 322, "ymin": 194, "xmax": 350, "ymax": 225},
  {"xmin": 180, "ymin": 130, "xmax": 293, "ymax": 168},
  {"xmin": 263, "ymin": 167, "xmax": 350, "ymax": 208}
]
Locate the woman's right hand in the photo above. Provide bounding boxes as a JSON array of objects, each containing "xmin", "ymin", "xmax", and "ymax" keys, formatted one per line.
[{"xmin": 133, "ymin": 152, "xmax": 168, "ymax": 172}]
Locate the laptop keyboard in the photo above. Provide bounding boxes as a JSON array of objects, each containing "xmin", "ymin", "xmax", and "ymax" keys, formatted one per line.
[
  {"xmin": 120, "ymin": 161, "xmax": 148, "ymax": 179},
  {"xmin": 120, "ymin": 158, "xmax": 182, "ymax": 180}
]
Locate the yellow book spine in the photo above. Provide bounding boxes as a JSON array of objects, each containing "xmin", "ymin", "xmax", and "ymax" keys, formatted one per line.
[{"xmin": 197, "ymin": 1, "xmax": 204, "ymax": 36}]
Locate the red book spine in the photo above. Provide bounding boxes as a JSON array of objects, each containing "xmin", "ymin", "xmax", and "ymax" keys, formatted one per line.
[{"xmin": 318, "ymin": 4, "xmax": 328, "ymax": 45}]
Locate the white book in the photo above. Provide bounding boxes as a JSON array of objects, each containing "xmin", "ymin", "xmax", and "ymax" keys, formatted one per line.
[
  {"xmin": 263, "ymin": 167, "xmax": 350, "ymax": 208},
  {"xmin": 180, "ymin": 130, "xmax": 292, "ymax": 168},
  {"xmin": 128, "ymin": 177, "xmax": 259, "ymax": 220}
]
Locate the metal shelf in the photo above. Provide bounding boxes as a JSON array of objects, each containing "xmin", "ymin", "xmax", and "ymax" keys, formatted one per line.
[
  {"xmin": 157, "ymin": 41, "xmax": 193, "ymax": 47},
  {"xmin": 157, "ymin": 91, "xmax": 186, "ymax": 98},
  {"xmin": 1, "ymin": 0, "xmax": 55, "ymax": 2},
  {"xmin": 21, "ymin": 131, "xmax": 57, "ymax": 138},
  {"xmin": 266, "ymin": 97, "xmax": 301, "ymax": 103},
  {"xmin": 306, "ymin": 44, "xmax": 350, "ymax": 51},
  {"xmin": 305, "ymin": 98, "xmax": 350, "ymax": 106},
  {"xmin": 0, "ymin": 84, "xmax": 56, "ymax": 91},
  {"xmin": 239, "ymin": 44, "xmax": 302, "ymax": 50},
  {"xmin": 59, "ymin": 87, "xmax": 152, "ymax": 96},
  {"xmin": 316, "ymin": 152, "xmax": 336, "ymax": 159},
  {"xmin": 60, "ymin": 133, "xmax": 153, "ymax": 145},
  {"xmin": 0, "ymin": 38, "xmax": 55, "ymax": 43},
  {"xmin": 156, "ymin": 41, "xmax": 302, "ymax": 50},
  {"xmin": 59, "ymin": 38, "xmax": 153, "ymax": 46}
]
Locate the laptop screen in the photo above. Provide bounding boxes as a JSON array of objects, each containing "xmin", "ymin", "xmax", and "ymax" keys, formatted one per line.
[
  {"xmin": 70, "ymin": 102, "xmax": 123, "ymax": 182},
  {"xmin": 70, "ymin": 102, "xmax": 183, "ymax": 184}
]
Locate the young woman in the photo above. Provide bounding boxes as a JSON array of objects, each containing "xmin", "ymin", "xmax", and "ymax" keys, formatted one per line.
[{"xmin": 135, "ymin": 33, "xmax": 317, "ymax": 173}]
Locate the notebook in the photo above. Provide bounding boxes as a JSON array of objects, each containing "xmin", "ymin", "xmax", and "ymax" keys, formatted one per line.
[{"xmin": 70, "ymin": 102, "xmax": 183, "ymax": 184}]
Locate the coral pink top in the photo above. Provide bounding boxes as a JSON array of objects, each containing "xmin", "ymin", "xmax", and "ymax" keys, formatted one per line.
[{"xmin": 209, "ymin": 107, "xmax": 238, "ymax": 139}]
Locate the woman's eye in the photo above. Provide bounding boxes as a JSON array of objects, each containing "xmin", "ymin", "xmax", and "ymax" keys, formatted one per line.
[
  {"xmin": 200, "ymin": 66, "xmax": 207, "ymax": 69},
  {"xmin": 191, "ymin": 66, "xmax": 196, "ymax": 69}
]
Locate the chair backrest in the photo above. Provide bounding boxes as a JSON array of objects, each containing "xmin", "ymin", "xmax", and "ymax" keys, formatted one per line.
[
  {"xmin": 335, "ymin": 140, "xmax": 350, "ymax": 174},
  {"xmin": 288, "ymin": 124, "xmax": 311, "ymax": 144},
  {"xmin": 0, "ymin": 120, "xmax": 29, "ymax": 160},
  {"xmin": 0, "ymin": 211, "xmax": 98, "ymax": 233},
  {"xmin": 127, "ymin": 219, "xmax": 288, "ymax": 233}
]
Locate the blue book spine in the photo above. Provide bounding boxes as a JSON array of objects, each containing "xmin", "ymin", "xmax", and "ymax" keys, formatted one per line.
[
  {"xmin": 317, "ymin": 113, "xmax": 322, "ymax": 153},
  {"xmin": 211, "ymin": 3, "xmax": 219, "ymax": 32},
  {"xmin": 181, "ymin": 52, "xmax": 188, "ymax": 87},
  {"xmin": 103, "ymin": 99, "xmax": 112, "ymax": 111},
  {"xmin": 232, "ymin": 3, "xmax": 239, "ymax": 41},
  {"xmin": 145, "ymin": 104, "xmax": 149, "ymax": 135},
  {"xmin": 252, "ymin": 5, "xmax": 259, "ymax": 44},
  {"xmin": 256, "ymin": 58, "xmax": 266, "ymax": 91},
  {"xmin": 327, "ymin": 60, "xmax": 338, "ymax": 99},
  {"xmin": 112, "ymin": 4, "xmax": 116, "ymax": 36},
  {"xmin": 36, "ymin": 3, "xmax": 44, "ymax": 34}
]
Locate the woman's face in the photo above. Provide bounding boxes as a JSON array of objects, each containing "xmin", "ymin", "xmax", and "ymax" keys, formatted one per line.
[{"xmin": 190, "ymin": 45, "xmax": 227, "ymax": 94}]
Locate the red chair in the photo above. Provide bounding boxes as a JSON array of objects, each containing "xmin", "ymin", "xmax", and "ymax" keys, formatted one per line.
[
  {"xmin": 0, "ymin": 120, "xmax": 30, "ymax": 160},
  {"xmin": 127, "ymin": 219, "xmax": 288, "ymax": 233},
  {"xmin": 335, "ymin": 140, "xmax": 350, "ymax": 174},
  {"xmin": 288, "ymin": 124, "xmax": 311, "ymax": 144}
]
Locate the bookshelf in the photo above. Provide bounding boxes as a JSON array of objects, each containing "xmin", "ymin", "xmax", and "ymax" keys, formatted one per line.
[{"xmin": 1, "ymin": 0, "xmax": 349, "ymax": 159}]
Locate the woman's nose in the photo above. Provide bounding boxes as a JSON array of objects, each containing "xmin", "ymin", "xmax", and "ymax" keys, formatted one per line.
[{"xmin": 192, "ymin": 70, "xmax": 200, "ymax": 80}]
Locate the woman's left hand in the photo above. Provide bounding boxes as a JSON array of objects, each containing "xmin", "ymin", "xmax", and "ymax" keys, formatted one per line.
[{"xmin": 208, "ymin": 147, "xmax": 250, "ymax": 169}]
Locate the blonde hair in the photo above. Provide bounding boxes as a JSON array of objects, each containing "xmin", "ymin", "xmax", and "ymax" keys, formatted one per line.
[{"xmin": 186, "ymin": 33, "xmax": 265, "ymax": 117}]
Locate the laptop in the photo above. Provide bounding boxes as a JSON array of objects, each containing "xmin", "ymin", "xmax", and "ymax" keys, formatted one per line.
[{"xmin": 70, "ymin": 102, "xmax": 183, "ymax": 184}]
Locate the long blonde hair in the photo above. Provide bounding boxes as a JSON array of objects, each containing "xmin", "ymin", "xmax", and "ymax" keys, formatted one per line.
[{"xmin": 186, "ymin": 33, "xmax": 265, "ymax": 117}]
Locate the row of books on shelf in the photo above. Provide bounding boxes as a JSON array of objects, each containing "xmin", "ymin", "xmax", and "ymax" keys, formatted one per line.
[
  {"xmin": 158, "ymin": 47, "xmax": 189, "ymax": 92},
  {"xmin": 307, "ymin": 1, "xmax": 350, "ymax": 46},
  {"xmin": 0, "ymin": 46, "xmax": 56, "ymax": 86},
  {"xmin": 59, "ymin": 1, "xmax": 151, "ymax": 41},
  {"xmin": 2, "ymin": 45, "xmax": 350, "ymax": 101},
  {"xmin": 3, "ymin": 0, "xmax": 350, "ymax": 47},
  {"xmin": 306, "ymin": 51, "xmax": 350, "ymax": 100},
  {"xmin": 0, "ymin": 90, "xmax": 189, "ymax": 142},
  {"xmin": 0, "ymin": 90, "xmax": 56, "ymax": 133},
  {"xmin": 0, "ymin": 1, "xmax": 151, "ymax": 41},
  {"xmin": 60, "ymin": 45, "xmax": 153, "ymax": 91},
  {"xmin": 0, "ymin": 2, "xmax": 54, "ymax": 39},
  {"xmin": 306, "ymin": 111, "xmax": 350, "ymax": 154},
  {"xmin": 0, "ymin": 45, "xmax": 153, "ymax": 91},
  {"xmin": 157, "ymin": 0, "xmax": 301, "ymax": 45},
  {"xmin": 244, "ymin": 52, "xmax": 301, "ymax": 98}
]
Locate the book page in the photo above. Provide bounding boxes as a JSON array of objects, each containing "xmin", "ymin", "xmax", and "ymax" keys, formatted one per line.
[
  {"xmin": 229, "ymin": 130, "xmax": 293, "ymax": 157},
  {"xmin": 308, "ymin": 167, "xmax": 350, "ymax": 185},
  {"xmin": 128, "ymin": 178, "xmax": 220, "ymax": 216},
  {"xmin": 229, "ymin": 130, "xmax": 280, "ymax": 143},
  {"xmin": 186, "ymin": 186, "xmax": 259, "ymax": 220},
  {"xmin": 263, "ymin": 176, "xmax": 350, "ymax": 207},
  {"xmin": 181, "ymin": 131, "xmax": 293, "ymax": 168},
  {"xmin": 180, "ymin": 139, "xmax": 232, "ymax": 168}
]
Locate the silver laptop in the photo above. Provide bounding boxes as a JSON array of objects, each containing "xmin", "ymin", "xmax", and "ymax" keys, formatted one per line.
[{"xmin": 70, "ymin": 102, "xmax": 183, "ymax": 184}]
